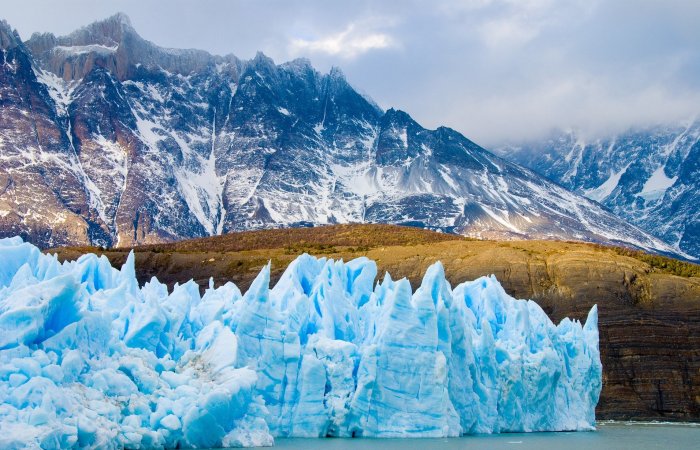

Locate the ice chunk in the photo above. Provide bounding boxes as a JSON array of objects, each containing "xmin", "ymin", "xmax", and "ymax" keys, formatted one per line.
[
  {"xmin": 0, "ymin": 237, "xmax": 602, "ymax": 448},
  {"xmin": 0, "ymin": 275, "xmax": 82, "ymax": 349}
]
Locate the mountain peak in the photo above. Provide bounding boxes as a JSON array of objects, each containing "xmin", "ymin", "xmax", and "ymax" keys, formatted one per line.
[
  {"xmin": 281, "ymin": 57, "xmax": 314, "ymax": 74},
  {"xmin": 108, "ymin": 12, "xmax": 133, "ymax": 28},
  {"xmin": 0, "ymin": 19, "xmax": 21, "ymax": 50},
  {"xmin": 252, "ymin": 51, "xmax": 274, "ymax": 64},
  {"xmin": 0, "ymin": 19, "xmax": 12, "ymax": 34},
  {"xmin": 325, "ymin": 65, "xmax": 352, "ymax": 94},
  {"xmin": 329, "ymin": 65, "xmax": 345, "ymax": 80},
  {"xmin": 382, "ymin": 107, "xmax": 413, "ymax": 124},
  {"xmin": 245, "ymin": 51, "xmax": 277, "ymax": 73},
  {"xmin": 65, "ymin": 12, "xmax": 138, "ymax": 47},
  {"xmin": 91, "ymin": 12, "xmax": 134, "ymax": 33}
]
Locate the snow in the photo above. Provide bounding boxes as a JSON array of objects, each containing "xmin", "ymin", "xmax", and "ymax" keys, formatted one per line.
[
  {"xmin": 584, "ymin": 164, "xmax": 629, "ymax": 203},
  {"xmin": 480, "ymin": 204, "xmax": 523, "ymax": 234},
  {"xmin": 439, "ymin": 167, "xmax": 460, "ymax": 193},
  {"xmin": 399, "ymin": 127, "xmax": 408, "ymax": 148},
  {"xmin": 0, "ymin": 237, "xmax": 601, "ymax": 448},
  {"xmin": 639, "ymin": 165, "xmax": 677, "ymax": 203},
  {"xmin": 54, "ymin": 44, "xmax": 118, "ymax": 56},
  {"xmin": 134, "ymin": 117, "xmax": 165, "ymax": 151},
  {"xmin": 165, "ymin": 112, "xmax": 226, "ymax": 236},
  {"xmin": 562, "ymin": 139, "xmax": 585, "ymax": 182},
  {"xmin": 33, "ymin": 69, "xmax": 76, "ymax": 118},
  {"xmin": 146, "ymin": 84, "xmax": 164, "ymax": 103},
  {"xmin": 175, "ymin": 155, "xmax": 224, "ymax": 236},
  {"xmin": 85, "ymin": 135, "xmax": 127, "ymax": 224},
  {"xmin": 517, "ymin": 177, "xmax": 685, "ymax": 258}
]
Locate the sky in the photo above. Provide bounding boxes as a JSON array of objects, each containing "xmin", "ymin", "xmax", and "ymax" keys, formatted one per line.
[{"xmin": 3, "ymin": 0, "xmax": 700, "ymax": 147}]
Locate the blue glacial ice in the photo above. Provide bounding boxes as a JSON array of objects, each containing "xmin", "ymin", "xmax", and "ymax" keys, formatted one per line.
[{"xmin": 0, "ymin": 237, "xmax": 602, "ymax": 448}]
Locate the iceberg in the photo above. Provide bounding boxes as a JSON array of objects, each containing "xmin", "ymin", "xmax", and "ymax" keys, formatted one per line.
[{"xmin": 0, "ymin": 237, "xmax": 602, "ymax": 448}]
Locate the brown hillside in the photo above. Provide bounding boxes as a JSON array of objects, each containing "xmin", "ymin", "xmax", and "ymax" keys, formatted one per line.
[{"xmin": 49, "ymin": 224, "xmax": 700, "ymax": 421}]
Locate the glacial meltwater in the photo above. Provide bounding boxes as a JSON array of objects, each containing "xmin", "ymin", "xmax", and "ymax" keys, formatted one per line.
[{"xmin": 273, "ymin": 423, "xmax": 699, "ymax": 450}]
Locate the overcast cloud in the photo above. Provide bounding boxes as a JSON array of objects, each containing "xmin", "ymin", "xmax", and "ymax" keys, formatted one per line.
[{"xmin": 3, "ymin": 0, "xmax": 700, "ymax": 146}]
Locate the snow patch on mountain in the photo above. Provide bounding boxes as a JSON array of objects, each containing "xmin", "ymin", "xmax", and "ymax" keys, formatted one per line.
[
  {"xmin": 54, "ymin": 44, "xmax": 118, "ymax": 56},
  {"xmin": 639, "ymin": 166, "xmax": 677, "ymax": 203},
  {"xmin": 583, "ymin": 164, "xmax": 629, "ymax": 203}
]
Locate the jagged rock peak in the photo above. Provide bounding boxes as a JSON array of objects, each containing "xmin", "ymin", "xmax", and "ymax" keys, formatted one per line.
[
  {"xmin": 382, "ymin": 107, "xmax": 415, "ymax": 125},
  {"xmin": 25, "ymin": 32, "xmax": 57, "ymax": 54},
  {"xmin": 236, "ymin": 52, "xmax": 279, "ymax": 88},
  {"xmin": 109, "ymin": 12, "xmax": 132, "ymax": 27},
  {"xmin": 324, "ymin": 65, "xmax": 354, "ymax": 94},
  {"xmin": 436, "ymin": 125, "xmax": 462, "ymax": 137},
  {"xmin": 247, "ymin": 51, "xmax": 276, "ymax": 70},
  {"xmin": 65, "ymin": 12, "xmax": 136, "ymax": 46},
  {"xmin": 280, "ymin": 57, "xmax": 315, "ymax": 74},
  {"xmin": 25, "ymin": 13, "xmax": 221, "ymax": 81},
  {"xmin": 0, "ymin": 19, "xmax": 22, "ymax": 50},
  {"xmin": 0, "ymin": 19, "xmax": 13, "ymax": 34},
  {"xmin": 329, "ymin": 65, "xmax": 345, "ymax": 79}
]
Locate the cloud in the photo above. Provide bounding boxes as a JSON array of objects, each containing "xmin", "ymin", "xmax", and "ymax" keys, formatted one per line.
[
  {"xmin": 478, "ymin": 17, "xmax": 539, "ymax": 48},
  {"xmin": 288, "ymin": 21, "xmax": 397, "ymax": 59},
  {"xmin": 473, "ymin": 0, "xmax": 594, "ymax": 49},
  {"xmin": 437, "ymin": 75, "xmax": 700, "ymax": 146}
]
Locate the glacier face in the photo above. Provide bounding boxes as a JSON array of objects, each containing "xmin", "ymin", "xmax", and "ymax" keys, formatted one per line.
[{"xmin": 0, "ymin": 237, "xmax": 602, "ymax": 449}]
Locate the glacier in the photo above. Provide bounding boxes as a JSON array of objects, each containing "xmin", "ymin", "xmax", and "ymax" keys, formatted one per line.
[{"xmin": 0, "ymin": 237, "xmax": 602, "ymax": 449}]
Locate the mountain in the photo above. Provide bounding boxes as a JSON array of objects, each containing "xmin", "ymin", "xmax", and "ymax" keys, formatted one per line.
[
  {"xmin": 497, "ymin": 121, "xmax": 700, "ymax": 259},
  {"xmin": 0, "ymin": 14, "xmax": 680, "ymax": 257}
]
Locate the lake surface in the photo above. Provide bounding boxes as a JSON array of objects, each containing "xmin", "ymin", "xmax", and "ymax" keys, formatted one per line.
[{"xmin": 273, "ymin": 423, "xmax": 699, "ymax": 449}]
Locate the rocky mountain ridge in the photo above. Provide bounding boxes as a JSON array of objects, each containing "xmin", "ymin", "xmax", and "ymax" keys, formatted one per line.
[
  {"xmin": 497, "ymin": 121, "xmax": 700, "ymax": 259},
  {"xmin": 0, "ymin": 14, "xmax": 681, "ymax": 258}
]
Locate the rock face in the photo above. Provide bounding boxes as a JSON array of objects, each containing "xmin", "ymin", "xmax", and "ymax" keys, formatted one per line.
[
  {"xmin": 0, "ymin": 15, "xmax": 680, "ymax": 257},
  {"xmin": 496, "ymin": 122, "xmax": 700, "ymax": 259},
  {"xmin": 52, "ymin": 225, "xmax": 700, "ymax": 421},
  {"xmin": 0, "ymin": 19, "xmax": 95, "ymax": 247}
]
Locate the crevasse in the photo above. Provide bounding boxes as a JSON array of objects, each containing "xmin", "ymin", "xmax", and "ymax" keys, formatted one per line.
[{"xmin": 0, "ymin": 237, "xmax": 602, "ymax": 449}]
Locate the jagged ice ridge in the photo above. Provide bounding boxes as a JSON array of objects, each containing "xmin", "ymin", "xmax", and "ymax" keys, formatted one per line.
[{"xmin": 0, "ymin": 237, "xmax": 602, "ymax": 448}]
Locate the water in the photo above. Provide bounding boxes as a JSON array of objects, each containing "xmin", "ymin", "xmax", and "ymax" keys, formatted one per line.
[{"xmin": 273, "ymin": 423, "xmax": 699, "ymax": 450}]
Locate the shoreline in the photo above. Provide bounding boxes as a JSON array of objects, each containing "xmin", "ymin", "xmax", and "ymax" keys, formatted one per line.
[{"xmin": 597, "ymin": 420, "xmax": 700, "ymax": 427}]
